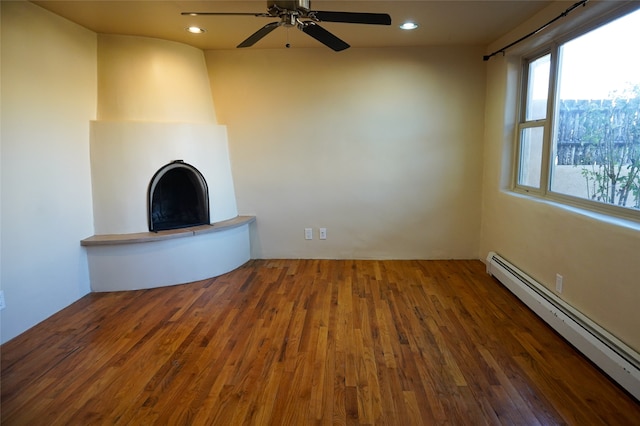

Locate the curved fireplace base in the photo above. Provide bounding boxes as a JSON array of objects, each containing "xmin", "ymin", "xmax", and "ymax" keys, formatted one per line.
[{"xmin": 82, "ymin": 216, "xmax": 255, "ymax": 292}]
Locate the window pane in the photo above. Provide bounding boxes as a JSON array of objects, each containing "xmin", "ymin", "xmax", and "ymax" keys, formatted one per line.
[
  {"xmin": 525, "ymin": 54, "xmax": 550, "ymax": 121},
  {"xmin": 551, "ymin": 10, "xmax": 640, "ymax": 210},
  {"xmin": 518, "ymin": 126, "xmax": 544, "ymax": 188}
]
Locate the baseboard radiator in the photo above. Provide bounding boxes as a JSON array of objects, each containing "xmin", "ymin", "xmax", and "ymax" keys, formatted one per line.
[{"xmin": 486, "ymin": 252, "xmax": 640, "ymax": 400}]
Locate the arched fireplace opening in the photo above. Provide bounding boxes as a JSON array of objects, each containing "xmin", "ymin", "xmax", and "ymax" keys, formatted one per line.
[{"xmin": 148, "ymin": 160, "xmax": 210, "ymax": 232}]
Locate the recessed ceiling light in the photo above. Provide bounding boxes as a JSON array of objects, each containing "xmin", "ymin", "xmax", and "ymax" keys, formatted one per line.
[
  {"xmin": 186, "ymin": 26, "xmax": 206, "ymax": 34},
  {"xmin": 400, "ymin": 22, "xmax": 419, "ymax": 30}
]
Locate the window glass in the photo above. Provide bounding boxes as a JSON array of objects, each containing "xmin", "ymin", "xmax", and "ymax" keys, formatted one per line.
[
  {"xmin": 526, "ymin": 54, "xmax": 550, "ymax": 121},
  {"xmin": 518, "ymin": 127, "xmax": 544, "ymax": 187},
  {"xmin": 550, "ymin": 10, "xmax": 640, "ymax": 210}
]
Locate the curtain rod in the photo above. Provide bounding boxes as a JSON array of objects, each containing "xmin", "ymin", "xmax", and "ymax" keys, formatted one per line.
[{"xmin": 483, "ymin": 0, "xmax": 589, "ymax": 61}]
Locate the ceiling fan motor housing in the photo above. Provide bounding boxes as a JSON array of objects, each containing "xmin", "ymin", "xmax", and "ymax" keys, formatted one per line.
[{"xmin": 268, "ymin": 0, "xmax": 310, "ymax": 12}]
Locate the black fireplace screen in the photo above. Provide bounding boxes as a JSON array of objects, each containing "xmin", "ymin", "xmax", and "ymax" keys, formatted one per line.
[{"xmin": 148, "ymin": 160, "xmax": 210, "ymax": 232}]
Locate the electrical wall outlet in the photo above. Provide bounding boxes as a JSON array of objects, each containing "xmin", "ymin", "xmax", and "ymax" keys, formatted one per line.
[
  {"xmin": 304, "ymin": 228, "xmax": 313, "ymax": 240},
  {"xmin": 0, "ymin": 290, "xmax": 5, "ymax": 310},
  {"xmin": 319, "ymin": 228, "xmax": 327, "ymax": 240},
  {"xmin": 555, "ymin": 274, "xmax": 563, "ymax": 293}
]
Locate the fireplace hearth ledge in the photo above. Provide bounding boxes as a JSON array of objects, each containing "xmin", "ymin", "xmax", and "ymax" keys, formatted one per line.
[
  {"xmin": 81, "ymin": 215, "xmax": 255, "ymax": 292},
  {"xmin": 81, "ymin": 215, "xmax": 255, "ymax": 246}
]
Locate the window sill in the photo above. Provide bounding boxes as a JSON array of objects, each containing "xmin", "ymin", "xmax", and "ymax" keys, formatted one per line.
[{"xmin": 507, "ymin": 189, "xmax": 640, "ymax": 232}]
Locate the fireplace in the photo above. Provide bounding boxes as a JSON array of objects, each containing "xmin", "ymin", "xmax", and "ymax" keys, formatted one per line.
[
  {"xmin": 83, "ymin": 35, "xmax": 253, "ymax": 292},
  {"xmin": 148, "ymin": 160, "xmax": 210, "ymax": 232}
]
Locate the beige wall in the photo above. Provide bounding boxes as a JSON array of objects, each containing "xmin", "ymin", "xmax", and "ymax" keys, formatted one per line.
[
  {"xmin": 479, "ymin": 3, "xmax": 640, "ymax": 352},
  {"xmin": 206, "ymin": 47, "xmax": 486, "ymax": 259},
  {"xmin": 1, "ymin": 1, "xmax": 97, "ymax": 343},
  {"xmin": 97, "ymin": 34, "xmax": 216, "ymax": 123}
]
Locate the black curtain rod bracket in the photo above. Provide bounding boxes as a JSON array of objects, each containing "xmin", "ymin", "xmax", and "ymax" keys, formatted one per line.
[{"xmin": 483, "ymin": 0, "xmax": 589, "ymax": 61}]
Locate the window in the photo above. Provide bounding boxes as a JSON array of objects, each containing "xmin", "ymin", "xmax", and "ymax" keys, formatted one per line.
[
  {"xmin": 515, "ymin": 8, "xmax": 640, "ymax": 218},
  {"xmin": 517, "ymin": 54, "xmax": 550, "ymax": 189}
]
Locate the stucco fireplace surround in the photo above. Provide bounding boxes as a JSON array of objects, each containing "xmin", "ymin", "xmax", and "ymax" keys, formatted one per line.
[{"xmin": 81, "ymin": 34, "xmax": 253, "ymax": 292}]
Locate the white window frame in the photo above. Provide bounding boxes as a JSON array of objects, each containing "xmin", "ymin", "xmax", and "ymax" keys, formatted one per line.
[
  {"xmin": 515, "ymin": 49, "xmax": 555, "ymax": 194},
  {"xmin": 513, "ymin": 9, "xmax": 640, "ymax": 223}
]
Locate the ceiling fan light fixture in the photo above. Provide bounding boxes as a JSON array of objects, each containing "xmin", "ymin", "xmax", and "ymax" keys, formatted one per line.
[
  {"xmin": 400, "ymin": 22, "xmax": 418, "ymax": 30},
  {"xmin": 186, "ymin": 26, "xmax": 206, "ymax": 34}
]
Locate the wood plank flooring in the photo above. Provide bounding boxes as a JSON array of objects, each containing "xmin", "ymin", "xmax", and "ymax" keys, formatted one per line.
[{"xmin": 2, "ymin": 259, "xmax": 639, "ymax": 425}]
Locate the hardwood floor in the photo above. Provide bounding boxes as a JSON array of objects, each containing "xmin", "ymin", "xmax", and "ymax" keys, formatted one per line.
[{"xmin": 1, "ymin": 260, "xmax": 638, "ymax": 425}]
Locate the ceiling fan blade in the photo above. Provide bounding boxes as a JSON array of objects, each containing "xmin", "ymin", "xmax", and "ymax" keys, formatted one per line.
[
  {"xmin": 181, "ymin": 12, "xmax": 270, "ymax": 17},
  {"xmin": 311, "ymin": 11, "xmax": 391, "ymax": 25},
  {"xmin": 299, "ymin": 22, "xmax": 350, "ymax": 52},
  {"xmin": 237, "ymin": 22, "xmax": 281, "ymax": 48}
]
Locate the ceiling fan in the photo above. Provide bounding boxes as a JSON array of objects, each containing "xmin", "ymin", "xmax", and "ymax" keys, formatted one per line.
[{"xmin": 182, "ymin": 0, "xmax": 392, "ymax": 51}]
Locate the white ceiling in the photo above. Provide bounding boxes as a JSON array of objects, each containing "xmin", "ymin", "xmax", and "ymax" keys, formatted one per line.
[{"xmin": 31, "ymin": 1, "xmax": 556, "ymax": 51}]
